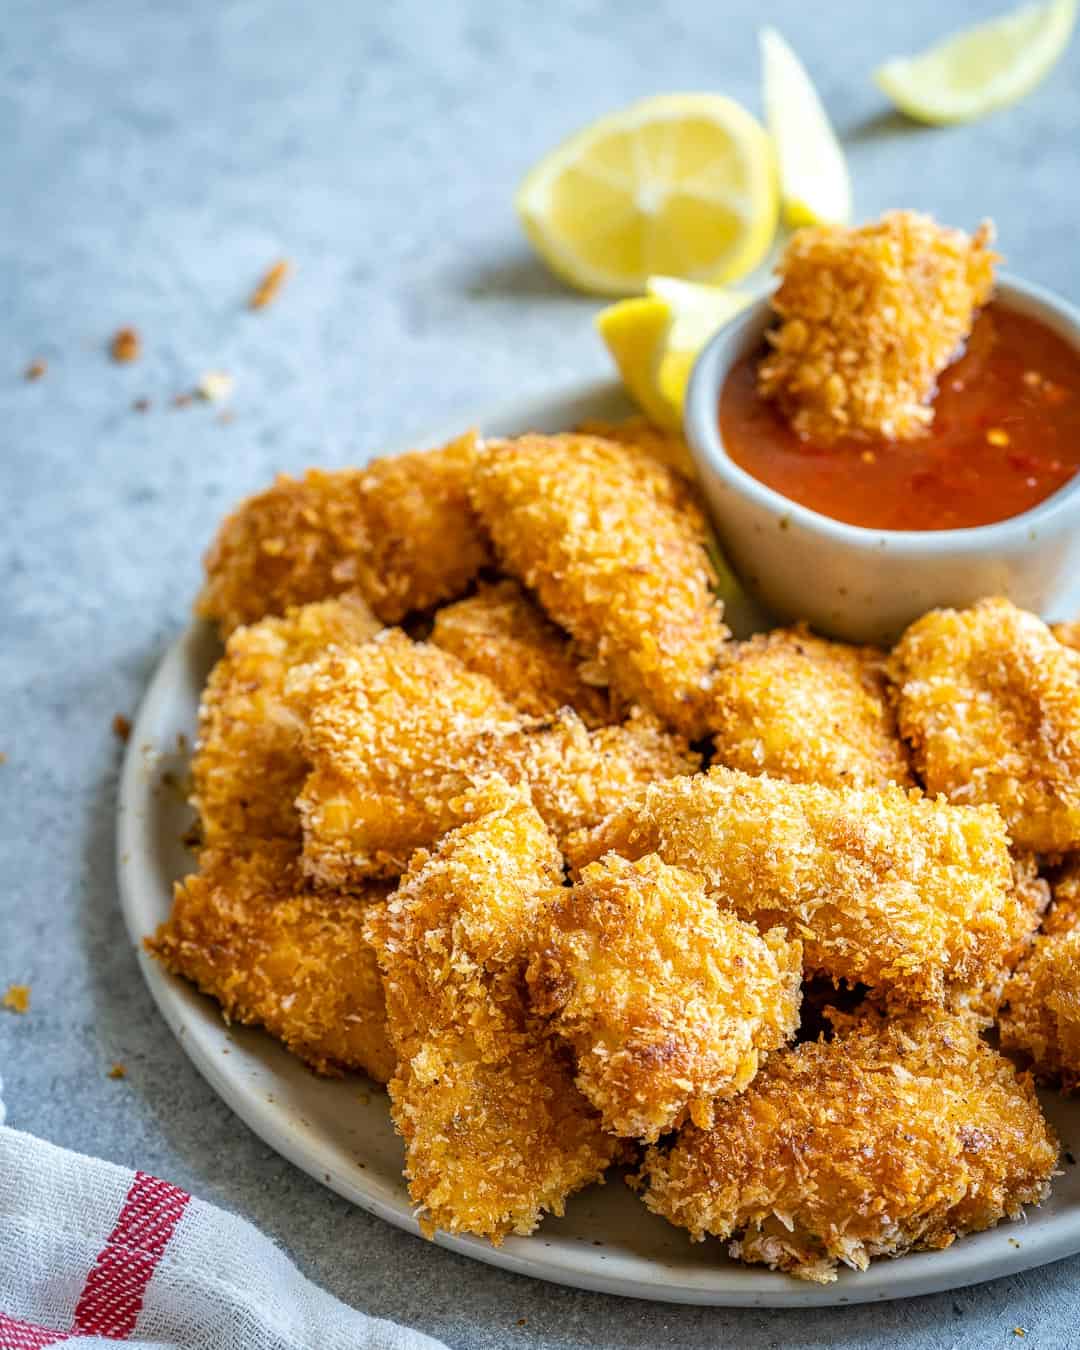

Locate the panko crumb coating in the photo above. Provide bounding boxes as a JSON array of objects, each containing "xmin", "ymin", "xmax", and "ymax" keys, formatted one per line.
[
  {"xmin": 961, "ymin": 853, "xmax": 1052, "ymax": 1024},
  {"xmin": 575, "ymin": 416, "xmax": 697, "ymax": 480},
  {"xmin": 709, "ymin": 625, "xmax": 912, "ymax": 789},
  {"xmin": 567, "ymin": 767, "xmax": 1019, "ymax": 1008},
  {"xmin": 286, "ymin": 630, "xmax": 698, "ymax": 885},
  {"xmin": 430, "ymin": 579, "xmax": 620, "ymax": 726},
  {"xmin": 890, "ymin": 597, "xmax": 1080, "ymax": 854},
  {"xmin": 196, "ymin": 432, "xmax": 490, "ymax": 636},
  {"xmin": 758, "ymin": 211, "xmax": 998, "ymax": 443},
  {"xmin": 364, "ymin": 781, "xmax": 622, "ymax": 1242},
  {"xmin": 469, "ymin": 433, "xmax": 728, "ymax": 738},
  {"xmin": 999, "ymin": 861, "xmax": 1080, "ymax": 1091},
  {"xmin": 192, "ymin": 596, "xmax": 382, "ymax": 848},
  {"xmin": 527, "ymin": 852, "xmax": 802, "ymax": 1142},
  {"xmin": 147, "ymin": 840, "xmax": 394, "ymax": 1080},
  {"xmin": 639, "ymin": 1010, "xmax": 1057, "ymax": 1283}
]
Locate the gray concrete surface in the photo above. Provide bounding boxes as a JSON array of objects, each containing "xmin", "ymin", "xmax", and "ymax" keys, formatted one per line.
[{"xmin": 2, "ymin": 2, "xmax": 1080, "ymax": 1346}]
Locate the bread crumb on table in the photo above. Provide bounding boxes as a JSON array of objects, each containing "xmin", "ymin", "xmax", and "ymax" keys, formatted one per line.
[
  {"xmin": 249, "ymin": 259, "xmax": 290, "ymax": 310},
  {"xmin": 110, "ymin": 327, "xmax": 141, "ymax": 363},
  {"xmin": 24, "ymin": 359, "xmax": 46, "ymax": 381},
  {"xmin": 112, "ymin": 714, "xmax": 132, "ymax": 742},
  {"xmin": 2, "ymin": 984, "xmax": 30, "ymax": 1014},
  {"xmin": 107, "ymin": 1063, "xmax": 127, "ymax": 1079}
]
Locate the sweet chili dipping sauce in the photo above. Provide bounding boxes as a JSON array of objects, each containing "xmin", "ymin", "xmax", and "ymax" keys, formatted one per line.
[{"xmin": 719, "ymin": 302, "xmax": 1080, "ymax": 531}]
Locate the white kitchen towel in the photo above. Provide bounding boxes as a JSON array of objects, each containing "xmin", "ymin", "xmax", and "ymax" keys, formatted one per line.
[{"xmin": 0, "ymin": 1120, "xmax": 446, "ymax": 1350}]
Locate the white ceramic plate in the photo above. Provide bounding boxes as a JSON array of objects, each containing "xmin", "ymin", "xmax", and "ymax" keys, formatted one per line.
[{"xmin": 118, "ymin": 379, "xmax": 1080, "ymax": 1306}]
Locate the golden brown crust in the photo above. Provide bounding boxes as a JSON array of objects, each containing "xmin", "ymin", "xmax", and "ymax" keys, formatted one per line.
[
  {"xmin": 575, "ymin": 416, "xmax": 697, "ymax": 480},
  {"xmin": 709, "ymin": 626, "xmax": 912, "ymax": 789},
  {"xmin": 192, "ymin": 597, "xmax": 382, "ymax": 848},
  {"xmin": 567, "ymin": 767, "xmax": 1019, "ymax": 1008},
  {"xmin": 286, "ymin": 631, "xmax": 698, "ymax": 885},
  {"xmin": 999, "ymin": 861, "xmax": 1080, "ymax": 1090},
  {"xmin": 469, "ymin": 433, "xmax": 728, "ymax": 737},
  {"xmin": 759, "ymin": 211, "xmax": 997, "ymax": 442},
  {"xmin": 890, "ymin": 597, "xmax": 1080, "ymax": 853},
  {"xmin": 430, "ymin": 579, "xmax": 620, "ymax": 726},
  {"xmin": 147, "ymin": 840, "xmax": 394, "ymax": 1080},
  {"xmin": 640, "ymin": 1010, "xmax": 1056, "ymax": 1283},
  {"xmin": 528, "ymin": 853, "xmax": 801, "ymax": 1141},
  {"xmin": 196, "ymin": 433, "xmax": 490, "ymax": 636},
  {"xmin": 363, "ymin": 781, "xmax": 622, "ymax": 1241}
]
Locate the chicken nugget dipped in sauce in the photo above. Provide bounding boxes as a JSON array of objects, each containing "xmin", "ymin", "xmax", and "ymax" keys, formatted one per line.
[{"xmin": 759, "ymin": 210, "xmax": 997, "ymax": 443}]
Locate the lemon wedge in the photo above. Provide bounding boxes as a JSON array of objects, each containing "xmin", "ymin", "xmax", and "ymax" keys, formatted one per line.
[
  {"xmin": 761, "ymin": 27, "xmax": 853, "ymax": 226},
  {"xmin": 517, "ymin": 95, "xmax": 778, "ymax": 296},
  {"xmin": 597, "ymin": 277, "xmax": 754, "ymax": 428},
  {"xmin": 875, "ymin": 0, "xmax": 1077, "ymax": 125}
]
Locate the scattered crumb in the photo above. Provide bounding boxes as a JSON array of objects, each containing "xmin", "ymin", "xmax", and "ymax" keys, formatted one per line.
[
  {"xmin": 24, "ymin": 359, "xmax": 46, "ymax": 381},
  {"xmin": 1015, "ymin": 1330, "xmax": 1026, "ymax": 1339},
  {"xmin": 110, "ymin": 327, "xmax": 141, "ymax": 364},
  {"xmin": 2, "ymin": 985, "xmax": 30, "ymax": 1014},
  {"xmin": 1008, "ymin": 1237, "xmax": 1021, "ymax": 1248},
  {"xmin": 172, "ymin": 392, "xmax": 193, "ymax": 409},
  {"xmin": 516, "ymin": 1319, "xmax": 527, "ymax": 1327},
  {"xmin": 0, "ymin": 752, "xmax": 6, "ymax": 765},
  {"xmin": 107, "ymin": 1063, "xmax": 127, "ymax": 1080},
  {"xmin": 132, "ymin": 397, "xmax": 151, "ymax": 413},
  {"xmin": 112, "ymin": 714, "xmax": 132, "ymax": 742},
  {"xmin": 197, "ymin": 371, "xmax": 234, "ymax": 403},
  {"xmin": 249, "ymin": 259, "xmax": 290, "ymax": 310}
]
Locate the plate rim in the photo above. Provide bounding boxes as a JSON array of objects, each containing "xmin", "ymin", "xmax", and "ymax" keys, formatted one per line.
[{"xmin": 116, "ymin": 375, "xmax": 1080, "ymax": 1307}]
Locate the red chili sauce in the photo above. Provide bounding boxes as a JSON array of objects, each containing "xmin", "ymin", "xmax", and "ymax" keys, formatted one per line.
[{"xmin": 718, "ymin": 302, "xmax": 1080, "ymax": 531}]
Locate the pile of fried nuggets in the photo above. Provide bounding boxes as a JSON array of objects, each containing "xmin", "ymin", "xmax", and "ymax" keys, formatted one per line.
[{"xmin": 149, "ymin": 419, "xmax": 1080, "ymax": 1284}]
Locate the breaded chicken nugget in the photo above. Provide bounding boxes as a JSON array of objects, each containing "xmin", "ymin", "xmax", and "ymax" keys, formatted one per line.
[
  {"xmin": 639, "ymin": 1010, "xmax": 1057, "ymax": 1283},
  {"xmin": 430, "ymin": 579, "xmax": 619, "ymax": 726},
  {"xmin": 961, "ymin": 852, "xmax": 1052, "ymax": 1023},
  {"xmin": 575, "ymin": 416, "xmax": 696, "ymax": 480},
  {"xmin": 709, "ymin": 625, "xmax": 911, "ymax": 788},
  {"xmin": 999, "ymin": 860, "xmax": 1080, "ymax": 1090},
  {"xmin": 363, "ymin": 781, "xmax": 621, "ymax": 1241},
  {"xmin": 759, "ymin": 211, "xmax": 997, "ymax": 442},
  {"xmin": 287, "ymin": 631, "xmax": 698, "ymax": 885},
  {"xmin": 192, "ymin": 596, "xmax": 381, "ymax": 847},
  {"xmin": 568, "ymin": 767, "xmax": 1019, "ymax": 1007},
  {"xmin": 147, "ymin": 840, "xmax": 394, "ymax": 1080},
  {"xmin": 527, "ymin": 853, "xmax": 801, "ymax": 1141},
  {"xmin": 891, "ymin": 597, "xmax": 1080, "ymax": 853},
  {"xmin": 469, "ymin": 434, "xmax": 728, "ymax": 738},
  {"xmin": 196, "ymin": 433, "xmax": 490, "ymax": 635}
]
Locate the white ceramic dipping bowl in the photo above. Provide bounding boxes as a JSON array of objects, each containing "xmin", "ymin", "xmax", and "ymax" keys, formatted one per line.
[{"xmin": 684, "ymin": 275, "xmax": 1080, "ymax": 645}]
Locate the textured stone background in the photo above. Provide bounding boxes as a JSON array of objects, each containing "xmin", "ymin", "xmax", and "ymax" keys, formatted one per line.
[{"xmin": 3, "ymin": 2, "xmax": 1080, "ymax": 1346}]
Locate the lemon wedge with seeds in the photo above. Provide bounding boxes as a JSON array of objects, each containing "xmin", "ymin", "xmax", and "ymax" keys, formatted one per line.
[
  {"xmin": 761, "ymin": 27, "xmax": 853, "ymax": 226},
  {"xmin": 517, "ymin": 95, "xmax": 779, "ymax": 296},
  {"xmin": 597, "ymin": 277, "xmax": 754, "ymax": 428},
  {"xmin": 875, "ymin": 0, "xmax": 1077, "ymax": 125}
]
